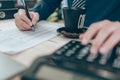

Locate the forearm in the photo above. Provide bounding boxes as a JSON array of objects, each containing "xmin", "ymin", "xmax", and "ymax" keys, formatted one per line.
[{"xmin": 31, "ymin": 0, "xmax": 62, "ymax": 20}]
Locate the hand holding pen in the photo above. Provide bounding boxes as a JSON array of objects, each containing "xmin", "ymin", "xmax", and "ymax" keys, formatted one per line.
[
  {"xmin": 22, "ymin": 0, "xmax": 35, "ymax": 30},
  {"xmin": 14, "ymin": 0, "xmax": 39, "ymax": 31}
]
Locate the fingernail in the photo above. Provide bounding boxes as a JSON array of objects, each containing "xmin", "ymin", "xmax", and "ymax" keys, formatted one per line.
[
  {"xmin": 79, "ymin": 35, "xmax": 82, "ymax": 40},
  {"xmin": 100, "ymin": 47, "xmax": 107, "ymax": 54},
  {"xmin": 33, "ymin": 21, "xmax": 36, "ymax": 25},
  {"xmin": 81, "ymin": 38, "xmax": 88, "ymax": 45},
  {"xmin": 91, "ymin": 48, "xmax": 97, "ymax": 54},
  {"xmin": 29, "ymin": 23, "xmax": 32, "ymax": 26},
  {"xmin": 79, "ymin": 37, "xmax": 82, "ymax": 41}
]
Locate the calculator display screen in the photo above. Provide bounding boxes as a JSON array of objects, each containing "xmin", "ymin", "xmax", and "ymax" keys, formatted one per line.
[{"xmin": 35, "ymin": 65, "xmax": 99, "ymax": 80}]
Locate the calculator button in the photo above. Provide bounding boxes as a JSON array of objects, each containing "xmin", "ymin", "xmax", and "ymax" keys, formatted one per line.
[
  {"xmin": 73, "ymin": 45, "xmax": 81, "ymax": 51},
  {"xmin": 77, "ymin": 45, "xmax": 90, "ymax": 59},
  {"xmin": 99, "ymin": 51, "xmax": 112, "ymax": 65},
  {"xmin": 63, "ymin": 46, "xmax": 69, "ymax": 49},
  {"xmin": 75, "ymin": 44, "xmax": 81, "ymax": 49},
  {"xmin": 99, "ymin": 55, "xmax": 108, "ymax": 65},
  {"xmin": 99, "ymin": 54, "xmax": 111, "ymax": 65},
  {"xmin": 55, "ymin": 48, "xmax": 66, "ymax": 55},
  {"xmin": 116, "ymin": 46, "xmax": 120, "ymax": 55},
  {"xmin": 72, "ymin": 47, "xmax": 77, "ymax": 51},
  {"xmin": 67, "ymin": 43, "xmax": 72, "ymax": 47},
  {"xmin": 55, "ymin": 50, "xmax": 63, "ymax": 55},
  {"xmin": 65, "ymin": 50, "xmax": 75, "ymax": 57},
  {"xmin": 86, "ymin": 54, "xmax": 98, "ymax": 62},
  {"xmin": 112, "ymin": 46, "xmax": 120, "ymax": 68},
  {"xmin": 71, "ymin": 41, "xmax": 76, "ymax": 44},
  {"xmin": 113, "ymin": 56, "xmax": 120, "ymax": 69}
]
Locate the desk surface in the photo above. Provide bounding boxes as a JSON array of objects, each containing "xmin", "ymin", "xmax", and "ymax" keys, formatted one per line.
[
  {"xmin": 11, "ymin": 35, "xmax": 72, "ymax": 80},
  {"xmin": 0, "ymin": 20, "xmax": 75, "ymax": 80}
]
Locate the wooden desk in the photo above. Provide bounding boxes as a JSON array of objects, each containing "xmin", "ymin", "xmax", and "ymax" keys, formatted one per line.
[
  {"xmin": 0, "ymin": 20, "xmax": 75, "ymax": 80},
  {"xmin": 12, "ymin": 35, "xmax": 72, "ymax": 80}
]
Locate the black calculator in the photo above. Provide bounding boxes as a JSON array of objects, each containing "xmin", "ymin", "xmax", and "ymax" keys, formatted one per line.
[{"xmin": 22, "ymin": 40, "xmax": 120, "ymax": 80}]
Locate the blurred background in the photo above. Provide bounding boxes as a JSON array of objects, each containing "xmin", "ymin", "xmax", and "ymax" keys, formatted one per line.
[{"xmin": 0, "ymin": 0, "xmax": 68, "ymax": 21}]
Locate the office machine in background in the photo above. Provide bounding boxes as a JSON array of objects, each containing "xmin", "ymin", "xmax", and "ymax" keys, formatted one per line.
[
  {"xmin": 0, "ymin": 0, "xmax": 37, "ymax": 20},
  {"xmin": 0, "ymin": 1, "xmax": 15, "ymax": 9},
  {"xmin": 0, "ymin": 1, "xmax": 18, "ymax": 20},
  {"xmin": 22, "ymin": 40, "xmax": 120, "ymax": 80}
]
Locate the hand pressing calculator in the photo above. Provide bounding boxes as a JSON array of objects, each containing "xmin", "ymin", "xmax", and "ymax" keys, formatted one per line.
[{"xmin": 22, "ymin": 40, "xmax": 120, "ymax": 80}]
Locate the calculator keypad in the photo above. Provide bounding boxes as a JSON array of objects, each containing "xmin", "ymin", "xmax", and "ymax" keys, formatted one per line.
[
  {"xmin": 54, "ymin": 40, "xmax": 120, "ymax": 68},
  {"xmin": 53, "ymin": 40, "xmax": 120, "ymax": 79}
]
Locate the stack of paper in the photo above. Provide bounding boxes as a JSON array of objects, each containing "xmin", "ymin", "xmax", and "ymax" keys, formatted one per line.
[{"xmin": 0, "ymin": 20, "xmax": 61, "ymax": 54}]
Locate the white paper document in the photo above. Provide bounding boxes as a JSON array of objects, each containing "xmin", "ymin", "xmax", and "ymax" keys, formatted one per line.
[{"xmin": 0, "ymin": 20, "xmax": 61, "ymax": 54}]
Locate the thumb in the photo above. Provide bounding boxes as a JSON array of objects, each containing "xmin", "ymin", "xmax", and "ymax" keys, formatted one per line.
[{"xmin": 30, "ymin": 12, "xmax": 39, "ymax": 25}]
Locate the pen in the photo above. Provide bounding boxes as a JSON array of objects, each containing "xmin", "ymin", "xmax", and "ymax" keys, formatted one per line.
[{"xmin": 22, "ymin": 0, "xmax": 35, "ymax": 30}]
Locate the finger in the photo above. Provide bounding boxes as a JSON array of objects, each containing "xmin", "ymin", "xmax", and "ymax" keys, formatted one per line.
[
  {"xmin": 16, "ymin": 23, "xmax": 26, "ymax": 31},
  {"xmin": 18, "ymin": 9, "xmax": 32, "ymax": 26},
  {"xmin": 81, "ymin": 23, "xmax": 102, "ymax": 45},
  {"xmin": 14, "ymin": 18, "xmax": 24, "ymax": 30},
  {"xmin": 91, "ymin": 22, "xmax": 120, "ymax": 54},
  {"xmin": 19, "ymin": 20, "xmax": 32, "ymax": 30},
  {"xmin": 15, "ymin": 17, "xmax": 31, "ymax": 30},
  {"xmin": 81, "ymin": 20, "xmax": 112, "ymax": 45},
  {"xmin": 30, "ymin": 12, "xmax": 39, "ymax": 25},
  {"xmin": 100, "ymin": 30, "xmax": 120, "ymax": 55},
  {"xmin": 79, "ymin": 33, "xmax": 84, "ymax": 41},
  {"xmin": 14, "ymin": 13, "xmax": 18, "ymax": 18},
  {"xmin": 15, "ymin": 19, "xmax": 27, "ymax": 31},
  {"xmin": 90, "ymin": 26, "xmax": 114, "ymax": 54},
  {"xmin": 14, "ymin": 10, "xmax": 32, "ymax": 30}
]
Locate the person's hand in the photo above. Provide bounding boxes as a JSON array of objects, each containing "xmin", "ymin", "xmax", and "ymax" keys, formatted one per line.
[
  {"xmin": 79, "ymin": 20, "xmax": 120, "ymax": 55},
  {"xmin": 14, "ymin": 9, "xmax": 39, "ymax": 31}
]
